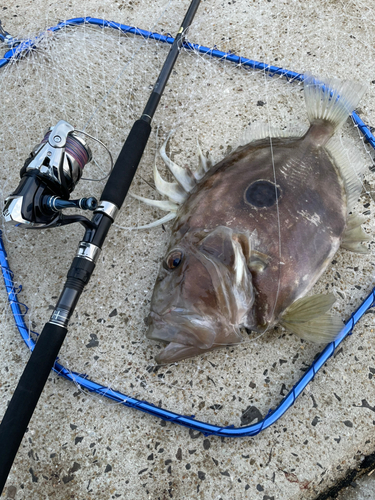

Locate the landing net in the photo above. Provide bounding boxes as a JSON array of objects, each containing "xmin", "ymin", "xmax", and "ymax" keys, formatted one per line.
[{"xmin": 1, "ymin": 0, "xmax": 375, "ymax": 432}]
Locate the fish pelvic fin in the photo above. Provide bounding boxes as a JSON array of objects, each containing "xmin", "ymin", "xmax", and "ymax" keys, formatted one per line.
[
  {"xmin": 304, "ymin": 73, "xmax": 367, "ymax": 132},
  {"xmin": 280, "ymin": 293, "xmax": 343, "ymax": 343},
  {"xmin": 153, "ymin": 159, "xmax": 188, "ymax": 204}
]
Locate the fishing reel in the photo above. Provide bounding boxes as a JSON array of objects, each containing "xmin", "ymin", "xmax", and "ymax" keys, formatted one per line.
[{"xmin": 3, "ymin": 120, "xmax": 99, "ymax": 229}]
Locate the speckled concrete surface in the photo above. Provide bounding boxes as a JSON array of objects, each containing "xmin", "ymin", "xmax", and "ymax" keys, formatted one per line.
[
  {"xmin": 335, "ymin": 472, "xmax": 375, "ymax": 500},
  {"xmin": 1, "ymin": 1, "xmax": 375, "ymax": 499}
]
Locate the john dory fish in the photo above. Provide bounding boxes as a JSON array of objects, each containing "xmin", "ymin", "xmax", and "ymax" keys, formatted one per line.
[{"xmin": 134, "ymin": 75, "xmax": 369, "ymax": 364}]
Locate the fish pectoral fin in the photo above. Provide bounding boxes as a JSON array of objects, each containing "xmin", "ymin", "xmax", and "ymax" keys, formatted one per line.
[
  {"xmin": 341, "ymin": 219, "xmax": 371, "ymax": 254},
  {"xmin": 280, "ymin": 293, "xmax": 343, "ymax": 343},
  {"xmin": 281, "ymin": 293, "xmax": 337, "ymax": 322},
  {"xmin": 280, "ymin": 314, "xmax": 343, "ymax": 343}
]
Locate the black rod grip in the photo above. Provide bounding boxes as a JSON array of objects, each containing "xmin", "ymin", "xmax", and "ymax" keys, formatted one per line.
[
  {"xmin": 101, "ymin": 119, "xmax": 151, "ymax": 210},
  {"xmin": 0, "ymin": 322, "xmax": 67, "ymax": 493}
]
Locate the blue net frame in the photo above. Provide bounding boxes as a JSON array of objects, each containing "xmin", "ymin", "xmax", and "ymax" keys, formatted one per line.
[{"xmin": 1, "ymin": 17, "xmax": 375, "ymax": 437}]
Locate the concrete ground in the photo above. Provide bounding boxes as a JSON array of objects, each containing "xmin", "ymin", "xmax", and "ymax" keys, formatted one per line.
[
  {"xmin": 0, "ymin": 0, "xmax": 375, "ymax": 499},
  {"xmin": 334, "ymin": 472, "xmax": 375, "ymax": 500}
]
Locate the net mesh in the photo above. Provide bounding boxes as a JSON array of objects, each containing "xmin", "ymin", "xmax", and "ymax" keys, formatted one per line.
[{"xmin": 1, "ymin": 0, "xmax": 375, "ymax": 428}]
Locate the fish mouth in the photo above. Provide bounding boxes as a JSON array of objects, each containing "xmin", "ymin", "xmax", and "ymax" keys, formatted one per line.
[
  {"xmin": 147, "ymin": 309, "xmax": 216, "ymax": 350},
  {"xmin": 147, "ymin": 309, "xmax": 243, "ymax": 364}
]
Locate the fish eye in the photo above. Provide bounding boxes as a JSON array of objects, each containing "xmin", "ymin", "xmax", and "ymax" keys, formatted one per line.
[{"xmin": 165, "ymin": 250, "xmax": 183, "ymax": 270}]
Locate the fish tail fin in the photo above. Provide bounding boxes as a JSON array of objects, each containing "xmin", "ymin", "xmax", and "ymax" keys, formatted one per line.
[{"xmin": 304, "ymin": 74, "xmax": 366, "ymax": 131}]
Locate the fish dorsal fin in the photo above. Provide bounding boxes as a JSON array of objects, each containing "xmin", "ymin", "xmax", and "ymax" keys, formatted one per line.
[
  {"xmin": 304, "ymin": 74, "xmax": 367, "ymax": 132},
  {"xmin": 325, "ymin": 136, "xmax": 366, "ymax": 212},
  {"xmin": 238, "ymin": 122, "xmax": 306, "ymax": 147},
  {"xmin": 280, "ymin": 293, "xmax": 343, "ymax": 343},
  {"xmin": 341, "ymin": 214, "xmax": 371, "ymax": 254}
]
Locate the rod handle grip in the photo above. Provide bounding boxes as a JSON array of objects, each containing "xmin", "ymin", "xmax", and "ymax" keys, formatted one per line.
[
  {"xmin": 101, "ymin": 119, "xmax": 151, "ymax": 210},
  {"xmin": 0, "ymin": 322, "xmax": 67, "ymax": 494}
]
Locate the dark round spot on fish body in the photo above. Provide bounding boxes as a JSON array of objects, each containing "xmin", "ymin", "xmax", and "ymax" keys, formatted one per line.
[{"xmin": 244, "ymin": 180, "xmax": 281, "ymax": 208}]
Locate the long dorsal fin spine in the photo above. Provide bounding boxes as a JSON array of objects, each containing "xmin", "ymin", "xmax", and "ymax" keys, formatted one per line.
[
  {"xmin": 153, "ymin": 161, "xmax": 188, "ymax": 204},
  {"xmin": 129, "ymin": 193, "xmax": 179, "ymax": 212},
  {"xmin": 160, "ymin": 132, "xmax": 197, "ymax": 192}
]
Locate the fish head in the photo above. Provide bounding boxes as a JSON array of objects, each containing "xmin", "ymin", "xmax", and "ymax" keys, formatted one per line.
[{"xmin": 147, "ymin": 226, "xmax": 255, "ymax": 364}]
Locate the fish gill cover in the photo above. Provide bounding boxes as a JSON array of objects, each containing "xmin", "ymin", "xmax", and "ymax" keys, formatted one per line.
[{"xmin": 0, "ymin": 0, "xmax": 374, "ymax": 432}]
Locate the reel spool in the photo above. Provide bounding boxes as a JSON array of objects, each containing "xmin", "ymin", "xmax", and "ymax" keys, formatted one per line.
[{"xmin": 3, "ymin": 120, "xmax": 99, "ymax": 229}]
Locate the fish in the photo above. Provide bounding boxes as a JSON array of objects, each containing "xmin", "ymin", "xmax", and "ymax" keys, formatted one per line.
[{"xmin": 134, "ymin": 74, "xmax": 369, "ymax": 364}]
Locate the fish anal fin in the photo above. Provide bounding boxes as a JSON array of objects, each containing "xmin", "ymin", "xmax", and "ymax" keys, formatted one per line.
[
  {"xmin": 341, "ymin": 218, "xmax": 371, "ymax": 253},
  {"xmin": 346, "ymin": 213, "xmax": 367, "ymax": 230},
  {"xmin": 325, "ymin": 137, "xmax": 366, "ymax": 212},
  {"xmin": 341, "ymin": 241, "xmax": 370, "ymax": 254},
  {"xmin": 280, "ymin": 293, "xmax": 342, "ymax": 343}
]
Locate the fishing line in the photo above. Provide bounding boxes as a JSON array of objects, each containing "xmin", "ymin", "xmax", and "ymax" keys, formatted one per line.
[
  {"xmin": 248, "ymin": 68, "xmax": 284, "ymax": 343},
  {"xmin": 75, "ymin": 129, "xmax": 114, "ymax": 182},
  {"xmin": 258, "ymin": 2, "xmax": 284, "ymax": 343},
  {"xmin": 1, "ymin": 7, "xmax": 375, "ymax": 439}
]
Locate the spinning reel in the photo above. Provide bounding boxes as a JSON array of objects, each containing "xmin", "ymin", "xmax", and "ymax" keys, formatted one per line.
[{"xmin": 3, "ymin": 120, "xmax": 105, "ymax": 229}]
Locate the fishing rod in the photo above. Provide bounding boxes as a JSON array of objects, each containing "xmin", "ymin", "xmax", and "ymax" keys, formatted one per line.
[{"xmin": 0, "ymin": 0, "xmax": 201, "ymax": 492}]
